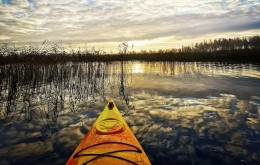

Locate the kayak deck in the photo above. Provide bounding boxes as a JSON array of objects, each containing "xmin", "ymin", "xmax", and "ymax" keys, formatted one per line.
[{"xmin": 66, "ymin": 100, "xmax": 151, "ymax": 165}]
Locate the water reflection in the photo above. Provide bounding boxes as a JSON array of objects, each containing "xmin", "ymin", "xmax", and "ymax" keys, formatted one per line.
[
  {"xmin": 128, "ymin": 93, "xmax": 260, "ymax": 165},
  {"xmin": 131, "ymin": 62, "xmax": 260, "ymax": 78},
  {"xmin": 0, "ymin": 62, "xmax": 260, "ymax": 165}
]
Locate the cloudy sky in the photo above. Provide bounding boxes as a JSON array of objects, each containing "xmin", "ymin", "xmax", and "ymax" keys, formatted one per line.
[{"xmin": 0, "ymin": 0, "xmax": 260, "ymax": 51}]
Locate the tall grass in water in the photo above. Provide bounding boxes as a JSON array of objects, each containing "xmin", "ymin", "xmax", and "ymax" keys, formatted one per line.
[{"xmin": 0, "ymin": 62, "xmax": 109, "ymax": 141}]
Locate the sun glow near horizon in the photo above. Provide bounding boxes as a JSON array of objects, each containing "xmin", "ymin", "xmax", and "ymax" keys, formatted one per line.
[{"xmin": 84, "ymin": 30, "xmax": 260, "ymax": 52}]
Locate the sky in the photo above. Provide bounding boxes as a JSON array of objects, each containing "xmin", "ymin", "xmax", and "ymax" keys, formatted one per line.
[{"xmin": 0, "ymin": 0, "xmax": 260, "ymax": 51}]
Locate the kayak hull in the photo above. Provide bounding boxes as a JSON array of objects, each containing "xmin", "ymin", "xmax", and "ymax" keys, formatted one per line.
[{"xmin": 66, "ymin": 100, "xmax": 151, "ymax": 165}]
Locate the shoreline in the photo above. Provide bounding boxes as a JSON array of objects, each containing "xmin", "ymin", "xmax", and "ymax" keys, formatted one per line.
[{"xmin": 0, "ymin": 49, "xmax": 259, "ymax": 65}]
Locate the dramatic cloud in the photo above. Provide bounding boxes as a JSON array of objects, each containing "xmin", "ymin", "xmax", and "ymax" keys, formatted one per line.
[{"xmin": 0, "ymin": 0, "xmax": 260, "ymax": 50}]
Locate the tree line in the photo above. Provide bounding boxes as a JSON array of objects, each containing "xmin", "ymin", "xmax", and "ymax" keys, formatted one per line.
[
  {"xmin": 181, "ymin": 35, "xmax": 260, "ymax": 53},
  {"xmin": 0, "ymin": 35, "xmax": 259, "ymax": 64},
  {"xmin": 131, "ymin": 35, "xmax": 260, "ymax": 54}
]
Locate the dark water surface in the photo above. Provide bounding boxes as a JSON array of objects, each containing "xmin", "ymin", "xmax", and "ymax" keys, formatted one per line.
[{"xmin": 0, "ymin": 62, "xmax": 260, "ymax": 165}]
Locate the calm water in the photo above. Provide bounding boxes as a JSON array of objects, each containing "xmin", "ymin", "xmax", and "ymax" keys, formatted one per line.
[{"xmin": 0, "ymin": 62, "xmax": 260, "ymax": 165}]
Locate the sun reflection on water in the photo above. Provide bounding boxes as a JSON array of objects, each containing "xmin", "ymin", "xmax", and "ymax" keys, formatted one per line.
[
  {"xmin": 129, "ymin": 62, "xmax": 260, "ymax": 78},
  {"xmin": 131, "ymin": 63, "xmax": 145, "ymax": 73}
]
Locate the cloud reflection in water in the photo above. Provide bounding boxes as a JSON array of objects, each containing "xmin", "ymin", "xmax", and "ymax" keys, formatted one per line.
[
  {"xmin": 0, "ymin": 61, "xmax": 259, "ymax": 164},
  {"xmin": 126, "ymin": 91, "xmax": 260, "ymax": 164}
]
